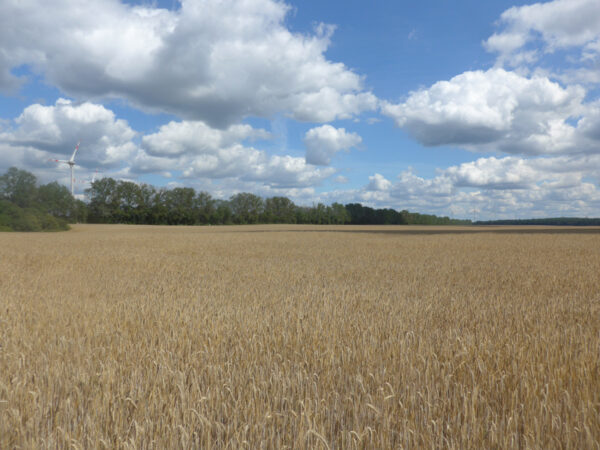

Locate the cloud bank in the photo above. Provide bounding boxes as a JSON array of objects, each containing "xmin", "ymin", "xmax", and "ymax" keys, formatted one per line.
[{"xmin": 0, "ymin": 0, "xmax": 376, "ymax": 127}]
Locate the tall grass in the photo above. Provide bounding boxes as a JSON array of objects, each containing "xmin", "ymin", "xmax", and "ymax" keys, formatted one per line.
[{"xmin": 1, "ymin": 224, "xmax": 599, "ymax": 448}]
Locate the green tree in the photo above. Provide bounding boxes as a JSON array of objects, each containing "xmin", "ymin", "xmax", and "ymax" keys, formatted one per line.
[
  {"xmin": 165, "ymin": 187, "xmax": 196, "ymax": 224},
  {"xmin": 37, "ymin": 182, "xmax": 76, "ymax": 220},
  {"xmin": 129, "ymin": 183, "xmax": 156, "ymax": 224},
  {"xmin": 309, "ymin": 203, "xmax": 328, "ymax": 224},
  {"xmin": 329, "ymin": 202, "xmax": 350, "ymax": 224},
  {"xmin": 230, "ymin": 193, "xmax": 264, "ymax": 224},
  {"xmin": 194, "ymin": 191, "xmax": 215, "ymax": 224},
  {"xmin": 86, "ymin": 178, "xmax": 119, "ymax": 223},
  {"xmin": 114, "ymin": 181, "xmax": 142, "ymax": 223},
  {"xmin": 213, "ymin": 200, "xmax": 233, "ymax": 224},
  {"xmin": 150, "ymin": 189, "xmax": 169, "ymax": 225},
  {"xmin": 0, "ymin": 167, "xmax": 38, "ymax": 208},
  {"xmin": 264, "ymin": 196, "xmax": 296, "ymax": 223},
  {"xmin": 73, "ymin": 199, "xmax": 88, "ymax": 223},
  {"xmin": 0, "ymin": 199, "xmax": 69, "ymax": 231}
]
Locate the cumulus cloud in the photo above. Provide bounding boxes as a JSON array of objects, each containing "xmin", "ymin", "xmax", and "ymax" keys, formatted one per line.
[
  {"xmin": 0, "ymin": 100, "xmax": 335, "ymax": 193},
  {"xmin": 142, "ymin": 121, "xmax": 270, "ymax": 157},
  {"xmin": 0, "ymin": 0, "xmax": 376, "ymax": 126},
  {"xmin": 178, "ymin": 146, "xmax": 335, "ymax": 188},
  {"xmin": 365, "ymin": 173, "xmax": 392, "ymax": 191},
  {"xmin": 373, "ymin": 0, "xmax": 600, "ymax": 218},
  {"xmin": 303, "ymin": 125, "xmax": 362, "ymax": 165},
  {"xmin": 577, "ymin": 102, "xmax": 600, "ymax": 141},
  {"xmin": 381, "ymin": 68, "xmax": 596, "ymax": 155},
  {"xmin": 352, "ymin": 154, "xmax": 600, "ymax": 219},
  {"xmin": 134, "ymin": 119, "xmax": 335, "ymax": 188},
  {"xmin": 484, "ymin": 0, "xmax": 600, "ymax": 67},
  {"xmin": 444, "ymin": 157, "xmax": 539, "ymax": 190},
  {"xmin": 0, "ymin": 98, "xmax": 137, "ymax": 170}
]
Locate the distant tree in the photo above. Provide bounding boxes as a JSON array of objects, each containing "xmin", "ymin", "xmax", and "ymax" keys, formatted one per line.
[
  {"xmin": 0, "ymin": 199, "xmax": 69, "ymax": 231},
  {"xmin": 0, "ymin": 167, "xmax": 38, "ymax": 208},
  {"xmin": 295, "ymin": 206, "xmax": 310, "ymax": 224},
  {"xmin": 194, "ymin": 191, "xmax": 215, "ymax": 224},
  {"xmin": 213, "ymin": 200, "xmax": 233, "ymax": 224},
  {"xmin": 80, "ymin": 174, "xmax": 470, "ymax": 226},
  {"xmin": 308, "ymin": 203, "xmax": 328, "ymax": 224},
  {"xmin": 36, "ymin": 182, "xmax": 76, "ymax": 220},
  {"xmin": 150, "ymin": 189, "xmax": 170, "ymax": 225},
  {"xmin": 114, "ymin": 181, "xmax": 142, "ymax": 223},
  {"xmin": 230, "ymin": 193, "xmax": 264, "ymax": 224},
  {"xmin": 474, "ymin": 217, "xmax": 600, "ymax": 226},
  {"xmin": 73, "ymin": 199, "xmax": 88, "ymax": 223},
  {"xmin": 86, "ymin": 178, "xmax": 119, "ymax": 223},
  {"xmin": 134, "ymin": 183, "xmax": 156, "ymax": 224},
  {"xmin": 165, "ymin": 187, "xmax": 196, "ymax": 225},
  {"xmin": 264, "ymin": 196, "xmax": 297, "ymax": 223},
  {"xmin": 329, "ymin": 202, "xmax": 350, "ymax": 224}
]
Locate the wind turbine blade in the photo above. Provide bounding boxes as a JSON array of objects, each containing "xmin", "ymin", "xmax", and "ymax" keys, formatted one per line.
[{"xmin": 70, "ymin": 141, "xmax": 80, "ymax": 162}]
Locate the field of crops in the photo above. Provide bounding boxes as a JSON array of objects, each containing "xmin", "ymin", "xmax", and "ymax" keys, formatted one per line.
[{"xmin": 1, "ymin": 224, "xmax": 599, "ymax": 448}]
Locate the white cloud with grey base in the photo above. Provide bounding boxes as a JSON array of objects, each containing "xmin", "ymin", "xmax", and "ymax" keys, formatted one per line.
[
  {"xmin": 0, "ymin": 98, "xmax": 137, "ymax": 169},
  {"xmin": 376, "ymin": 0, "xmax": 600, "ymax": 218},
  {"xmin": 0, "ymin": 100, "xmax": 335, "ymax": 193},
  {"xmin": 137, "ymin": 120, "xmax": 336, "ymax": 188},
  {"xmin": 303, "ymin": 125, "xmax": 362, "ymax": 165},
  {"xmin": 2, "ymin": 0, "xmax": 600, "ymax": 219},
  {"xmin": 381, "ymin": 68, "xmax": 595, "ymax": 155},
  {"xmin": 484, "ymin": 0, "xmax": 600, "ymax": 67},
  {"xmin": 0, "ymin": 0, "xmax": 376, "ymax": 127},
  {"xmin": 142, "ymin": 121, "xmax": 271, "ymax": 157},
  {"xmin": 351, "ymin": 155, "xmax": 600, "ymax": 219}
]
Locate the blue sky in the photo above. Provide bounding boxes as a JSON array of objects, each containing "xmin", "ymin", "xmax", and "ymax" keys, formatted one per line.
[{"xmin": 1, "ymin": 0, "xmax": 600, "ymax": 219}]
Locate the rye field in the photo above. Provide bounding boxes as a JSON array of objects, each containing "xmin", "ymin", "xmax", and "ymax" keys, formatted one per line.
[{"xmin": 1, "ymin": 224, "xmax": 599, "ymax": 449}]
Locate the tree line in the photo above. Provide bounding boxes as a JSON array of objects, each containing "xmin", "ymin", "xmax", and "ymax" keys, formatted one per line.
[
  {"xmin": 1, "ymin": 167, "xmax": 471, "ymax": 230},
  {"xmin": 0, "ymin": 167, "xmax": 86, "ymax": 231},
  {"xmin": 85, "ymin": 176, "xmax": 471, "ymax": 225},
  {"xmin": 474, "ymin": 218, "xmax": 600, "ymax": 226}
]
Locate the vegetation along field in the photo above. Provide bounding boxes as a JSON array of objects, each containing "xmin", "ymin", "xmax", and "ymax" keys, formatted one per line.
[{"xmin": 1, "ymin": 224, "xmax": 599, "ymax": 448}]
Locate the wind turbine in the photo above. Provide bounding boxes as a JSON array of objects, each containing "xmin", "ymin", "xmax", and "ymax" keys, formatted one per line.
[
  {"xmin": 51, "ymin": 142, "xmax": 80, "ymax": 197},
  {"xmin": 91, "ymin": 168, "xmax": 99, "ymax": 184}
]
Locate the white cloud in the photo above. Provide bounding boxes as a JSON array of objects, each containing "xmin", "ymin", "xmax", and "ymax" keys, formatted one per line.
[
  {"xmin": 578, "ymin": 102, "xmax": 600, "ymax": 141},
  {"xmin": 445, "ymin": 156, "xmax": 539, "ymax": 189},
  {"xmin": 134, "ymin": 119, "xmax": 335, "ymax": 189},
  {"xmin": 142, "ymin": 121, "xmax": 270, "ymax": 157},
  {"xmin": 484, "ymin": 0, "xmax": 600, "ymax": 66},
  {"xmin": 0, "ymin": 98, "xmax": 137, "ymax": 170},
  {"xmin": 352, "ymin": 154, "xmax": 600, "ymax": 219},
  {"xmin": 0, "ymin": 0, "xmax": 376, "ymax": 126},
  {"xmin": 0, "ymin": 100, "xmax": 336, "ymax": 193},
  {"xmin": 381, "ymin": 68, "xmax": 595, "ymax": 155},
  {"xmin": 365, "ymin": 173, "xmax": 392, "ymax": 191},
  {"xmin": 303, "ymin": 125, "xmax": 362, "ymax": 165}
]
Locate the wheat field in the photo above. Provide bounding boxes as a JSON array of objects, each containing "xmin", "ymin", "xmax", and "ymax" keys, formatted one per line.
[{"xmin": 1, "ymin": 224, "xmax": 599, "ymax": 448}]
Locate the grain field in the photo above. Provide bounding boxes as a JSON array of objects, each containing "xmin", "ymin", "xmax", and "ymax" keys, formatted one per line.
[{"xmin": 1, "ymin": 224, "xmax": 599, "ymax": 448}]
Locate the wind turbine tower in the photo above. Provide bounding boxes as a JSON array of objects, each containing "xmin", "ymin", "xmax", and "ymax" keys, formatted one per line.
[{"xmin": 52, "ymin": 142, "xmax": 80, "ymax": 196}]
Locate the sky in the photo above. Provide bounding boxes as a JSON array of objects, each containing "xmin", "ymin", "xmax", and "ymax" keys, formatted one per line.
[{"xmin": 1, "ymin": 0, "xmax": 600, "ymax": 220}]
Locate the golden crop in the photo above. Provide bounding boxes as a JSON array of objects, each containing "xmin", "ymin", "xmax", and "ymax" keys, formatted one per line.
[{"xmin": 1, "ymin": 224, "xmax": 599, "ymax": 448}]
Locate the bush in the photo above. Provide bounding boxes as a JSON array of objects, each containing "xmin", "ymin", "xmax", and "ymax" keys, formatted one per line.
[{"xmin": 0, "ymin": 200, "xmax": 70, "ymax": 232}]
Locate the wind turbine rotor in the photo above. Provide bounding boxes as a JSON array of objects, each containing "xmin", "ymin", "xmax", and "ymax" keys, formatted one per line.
[
  {"xmin": 70, "ymin": 141, "xmax": 80, "ymax": 163},
  {"xmin": 50, "ymin": 141, "xmax": 81, "ymax": 197}
]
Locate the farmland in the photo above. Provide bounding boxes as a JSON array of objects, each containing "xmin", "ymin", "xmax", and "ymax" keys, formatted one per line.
[{"xmin": 1, "ymin": 224, "xmax": 599, "ymax": 448}]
